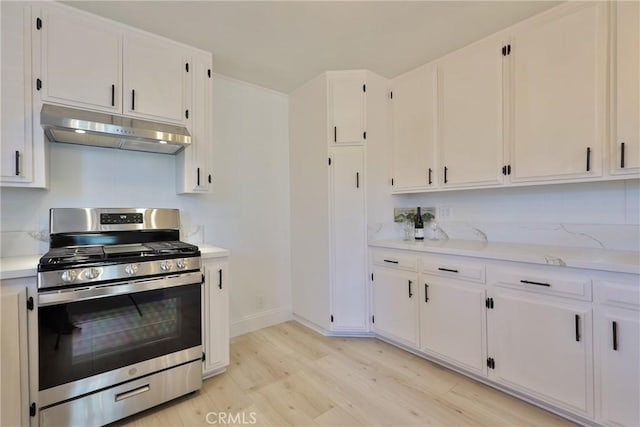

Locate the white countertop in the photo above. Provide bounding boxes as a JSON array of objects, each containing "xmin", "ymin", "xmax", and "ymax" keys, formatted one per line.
[
  {"xmin": 369, "ymin": 239, "xmax": 640, "ymax": 275},
  {"xmin": 0, "ymin": 243, "xmax": 230, "ymax": 281},
  {"xmin": 199, "ymin": 244, "xmax": 230, "ymax": 259}
]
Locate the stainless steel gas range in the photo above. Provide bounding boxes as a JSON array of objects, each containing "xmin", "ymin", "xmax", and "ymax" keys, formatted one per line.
[{"xmin": 36, "ymin": 208, "xmax": 203, "ymax": 426}]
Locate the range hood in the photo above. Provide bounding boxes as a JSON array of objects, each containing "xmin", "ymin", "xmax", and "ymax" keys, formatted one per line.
[{"xmin": 41, "ymin": 104, "xmax": 191, "ymax": 155}]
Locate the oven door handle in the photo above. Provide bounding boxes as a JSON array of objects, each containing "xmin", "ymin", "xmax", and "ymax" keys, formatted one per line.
[{"xmin": 38, "ymin": 271, "xmax": 203, "ymax": 306}]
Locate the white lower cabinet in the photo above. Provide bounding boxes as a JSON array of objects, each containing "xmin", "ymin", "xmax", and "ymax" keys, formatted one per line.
[
  {"xmin": 369, "ymin": 247, "xmax": 640, "ymax": 425},
  {"xmin": 594, "ymin": 275, "xmax": 640, "ymax": 427},
  {"xmin": 419, "ymin": 277, "xmax": 486, "ymax": 375},
  {"xmin": 0, "ymin": 280, "xmax": 31, "ymax": 427},
  {"xmin": 329, "ymin": 147, "xmax": 368, "ymax": 332},
  {"xmin": 371, "ymin": 264, "xmax": 419, "ymax": 348},
  {"xmin": 487, "ymin": 265, "xmax": 594, "ymax": 416},
  {"xmin": 202, "ymin": 257, "xmax": 229, "ymax": 377},
  {"xmin": 487, "ymin": 288, "xmax": 593, "ymax": 416}
]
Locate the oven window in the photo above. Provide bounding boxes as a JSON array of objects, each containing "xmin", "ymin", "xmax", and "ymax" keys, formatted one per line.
[{"xmin": 38, "ymin": 283, "xmax": 201, "ymax": 391}]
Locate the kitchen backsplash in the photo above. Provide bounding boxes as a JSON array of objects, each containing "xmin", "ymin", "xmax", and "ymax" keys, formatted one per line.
[
  {"xmin": 0, "ymin": 224, "xmax": 205, "ymax": 258},
  {"xmin": 368, "ymin": 219, "xmax": 640, "ymax": 252}
]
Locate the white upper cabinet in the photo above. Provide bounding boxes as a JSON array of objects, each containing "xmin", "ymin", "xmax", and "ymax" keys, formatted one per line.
[
  {"xmin": 391, "ymin": 63, "xmax": 436, "ymax": 192},
  {"xmin": 177, "ymin": 51, "xmax": 213, "ymax": 194},
  {"xmin": 34, "ymin": 3, "xmax": 188, "ymax": 125},
  {"xmin": 509, "ymin": 3, "xmax": 606, "ymax": 182},
  {"xmin": 610, "ymin": 1, "xmax": 640, "ymax": 175},
  {"xmin": 37, "ymin": 4, "xmax": 122, "ymax": 113},
  {"xmin": 123, "ymin": 31, "xmax": 187, "ymax": 124},
  {"xmin": 328, "ymin": 71, "xmax": 366, "ymax": 145},
  {"xmin": 438, "ymin": 34, "xmax": 505, "ymax": 188},
  {"xmin": 1, "ymin": 1, "xmax": 37, "ymax": 186}
]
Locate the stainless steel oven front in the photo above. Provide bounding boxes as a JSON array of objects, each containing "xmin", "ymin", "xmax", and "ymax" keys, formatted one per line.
[{"xmin": 37, "ymin": 270, "xmax": 203, "ymax": 426}]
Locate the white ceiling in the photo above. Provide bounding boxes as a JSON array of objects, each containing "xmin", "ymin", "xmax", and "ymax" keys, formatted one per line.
[{"xmin": 63, "ymin": 1, "xmax": 560, "ymax": 94}]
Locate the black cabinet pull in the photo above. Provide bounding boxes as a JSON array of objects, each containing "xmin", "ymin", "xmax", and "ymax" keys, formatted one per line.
[
  {"xmin": 334, "ymin": 126, "xmax": 337, "ymax": 142},
  {"xmin": 111, "ymin": 84, "xmax": 115, "ymax": 106},
  {"xmin": 520, "ymin": 279, "xmax": 550, "ymax": 287},
  {"xmin": 428, "ymin": 168, "xmax": 432, "ymax": 185},
  {"xmin": 15, "ymin": 151, "xmax": 20, "ymax": 176},
  {"xmin": 218, "ymin": 269, "xmax": 222, "ymax": 289},
  {"xmin": 131, "ymin": 89, "xmax": 136, "ymax": 110},
  {"xmin": 438, "ymin": 267, "xmax": 458, "ymax": 273},
  {"xmin": 621, "ymin": 142, "xmax": 625, "ymax": 168},
  {"xmin": 586, "ymin": 147, "xmax": 591, "ymax": 171},
  {"xmin": 383, "ymin": 259, "xmax": 398, "ymax": 264},
  {"xmin": 197, "ymin": 167, "xmax": 200, "ymax": 186},
  {"xmin": 185, "ymin": 109, "xmax": 189, "ymax": 119},
  {"xmin": 208, "ymin": 174, "xmax": 212, "ymax": 184},
  {"xmin": 424, "ymin": 284, "xmax": 429, "ymax": 303},
  {"xmin": 408, "ymin": 280, "xmax": 413, "ymax": 298},
  {"xmin": 612, "ymin": 321, "xmax": 618, "ymax": 351},
  {"xmin": 575, "ymin": 314, "xmax": 581, "ymax": 342},
  {"xmin": 356, "ymin": 172, "xmax": 360, "ymax": 188},
  {"xmin": 444, "ymin": 166, "xmax": 448, "ymax": 184}
]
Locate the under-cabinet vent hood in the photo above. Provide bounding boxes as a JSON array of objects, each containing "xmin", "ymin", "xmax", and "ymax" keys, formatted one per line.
[{"xmin": 40, "ymin": 104, "xmax": 191, "ymax": 155}]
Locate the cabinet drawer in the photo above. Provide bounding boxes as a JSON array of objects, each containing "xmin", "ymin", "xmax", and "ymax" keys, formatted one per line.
[
  {"xmin": 491, "ymin": 265, "xmax": 592, "ymax": 301},
  {"xmin": 372, "ymin": 251, "xmax": 418, "ymax": 271},
  {"xmin": 595, "ymin": 275, "xmax": 640, "ymax": 310},
  {"xmin": 421, "ymin": 255, "xmax": 486, "ymax": 284}
]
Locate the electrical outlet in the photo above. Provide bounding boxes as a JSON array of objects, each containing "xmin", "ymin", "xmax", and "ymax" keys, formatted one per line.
[{"xmin": 438, "ymin": 206, "xmax": 451, "ymax": 219}]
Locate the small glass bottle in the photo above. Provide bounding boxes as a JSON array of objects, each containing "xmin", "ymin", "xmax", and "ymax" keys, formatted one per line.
[{"xmin": 414, "ymin": 207, "xmax": 424, "ymax": 240}]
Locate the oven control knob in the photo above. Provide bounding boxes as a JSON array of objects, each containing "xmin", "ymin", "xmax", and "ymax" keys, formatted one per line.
[
  {"xmin": 160, "ymin": 261, "xmax": 173, "ymax": 271},
  {"xmin": 176, "ymin": 259, "xmax": 186, "ymax": 270},
  {"xmin": 83, "ymin": 268, "xmax": 101, "ymax": 280},
  {"xmin": 125, "ymin": 264, "xmax": 138, "ymax": 276},
  {"xmin": 61, "ymin": 270, "xmax": 77, "ymax": 283}
]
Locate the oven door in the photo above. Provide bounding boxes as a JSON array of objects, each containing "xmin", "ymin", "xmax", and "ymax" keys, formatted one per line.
[{"xmin": 37, "ymin": 271, "xmax": 202, "ymax": 407}]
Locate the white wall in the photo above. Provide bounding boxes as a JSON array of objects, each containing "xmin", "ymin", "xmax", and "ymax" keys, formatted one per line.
[{"xmin": 0, "ymin": 74, "xmax": 292, "ymax": 336}]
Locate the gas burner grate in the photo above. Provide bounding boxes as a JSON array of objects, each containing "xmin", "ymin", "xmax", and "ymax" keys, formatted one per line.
[{"xmin": 41, "ymin": 246, "xmax": 106, "ymax": 265}]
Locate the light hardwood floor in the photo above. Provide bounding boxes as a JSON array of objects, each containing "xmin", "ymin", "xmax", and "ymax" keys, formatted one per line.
[{"xmin": 115, "ymin": 321, "xmax": 575, "ymax": 427}]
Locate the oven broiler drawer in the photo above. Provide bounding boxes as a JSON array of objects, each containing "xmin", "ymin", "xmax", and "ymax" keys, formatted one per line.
[{"xmin": 39, "ymin": 358, "xmax": 202, "ymax": 426}]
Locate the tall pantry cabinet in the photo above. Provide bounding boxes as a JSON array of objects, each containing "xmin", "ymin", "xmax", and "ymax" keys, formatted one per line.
[{"xmin": 290, "ymin": 70, "xmax": 388, "ymax": 334}]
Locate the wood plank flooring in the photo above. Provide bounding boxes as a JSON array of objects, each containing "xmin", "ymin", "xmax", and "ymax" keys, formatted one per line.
[{"xmin": 115, "ymin": 321, "xmax": 575, "ymax": 426}]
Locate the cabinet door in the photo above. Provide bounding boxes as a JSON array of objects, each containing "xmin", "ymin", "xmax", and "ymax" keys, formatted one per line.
[
  {"xmin": 178, "ymin": 51, "xmax": 213, "ymax": 194},
  {"xmin": 329, "ymin": 73, "xmax": 365, "ymax": 145},
  {"xmin": 597, "ymin": 306, "xmax": 640, "ymax": 427},
  {"xmin": 391, "ymin": 64, "xmax": 436, "ymax": 192},
  {"xmin": 488, "ymin": 289, "xmax": 593, "ymax": 416},
  {"xmin": 611, "ymin": 1, "xmax": 640, "ymax": 175},
  {"xmin": 371, "ymin": 267, "xmax": 419, "ymax": 348},
  {"xmin": 0, "ymin": 287, "xmax": 29, "ymax": 427},
  {"xmin": 420, "ymin": 277, "xmax": 486, "ymax": 374},
  {"xmin": 438, "ymin": 35, "xmax": 504, "ymax": 188},
  {"xmin": 1, "ymin": 2, "xmax": 33, "ymax": 185},
  {"xmin": 510, "ymin": 3, "xmax": 606, "ymax": 182},
  {"xmin": 123, "ymin": 31, "xmax": 186, "ymax": 124},
  {"xmin": 330, "ymin": 147, "xmax": 367, "ymax": 332},
  {"xmin": 202, "ymin": 259, "xmax": 229, "ymax": 377},
  {"xmin": 38, "ymin": 4, "xmax": 122, "ymax": 112}
]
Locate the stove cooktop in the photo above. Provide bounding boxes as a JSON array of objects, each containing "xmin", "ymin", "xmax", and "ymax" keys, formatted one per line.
[{"xmin": 39, "ymin": 241, "xmax": 199, "ymax": 269}]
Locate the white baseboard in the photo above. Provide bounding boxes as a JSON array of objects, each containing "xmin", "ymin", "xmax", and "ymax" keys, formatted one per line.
[
  {"xmin": 230, "ymin": 307, "xmax": 293, "ymax": 337},
  {"xmin": 292, "ymin": 314, "xmax": 374, "ymax": 338}
]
